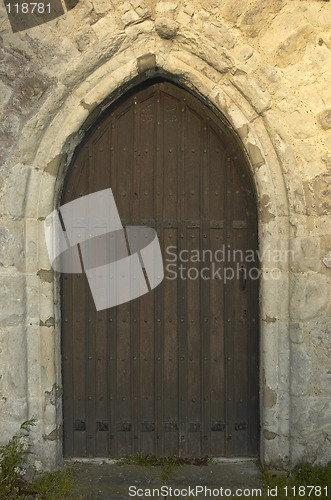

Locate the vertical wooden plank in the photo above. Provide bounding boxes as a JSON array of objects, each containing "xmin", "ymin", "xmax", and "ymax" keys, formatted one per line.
[
  {"xmin": 92, "ymin": 126, "xmax": 111, "ymax": 456},
  {"xmin": 177, "ymin": 90, "xmax": 188, "ymax": 457},
  {"xmin": 162, "ymin": 227, "xmax": 179, "ymax": 455},
  {"xmin": 136, "ymin": 92, "xmax": 157, "ymax": 455},
  {"xmin": 159, "ymin": 87, "xmax": 181, "ymax": 455},
  {"xmin": 109, "ymin": 115, "xmax": 117, "ymax": 456},
  {"xmin": 62, "ymin": 144, "xmax": 90, "ymax": 457},
  {"xmin": 62, "ymin": 272, "xmax": 74, "ymax": 457},
  {"xmin": 208, "ymin": 130, "xmax": 227, "ymax": 456},
  {"xmin": 114, "ymin": 103, "xmax": 134, "ymax": 455},
  {"xmin": 184, "ymin": 107, "xmax": 203, "ymax": 456},
  {"xmin": 224, "ymin": 152, "xmax": 234, "ymax": 457},
  {"xmin": 200, "ymin": 121, "xmax": 210, "ymax": 457},
  {"xmin": 73, "ymin": 144, "xmax": 90, "ymax": 457},
  {"xmin": 246, "ymin": 179, "xmax": 260, "ymax": 457},
  {"xmin": 131, "ymin": 93, "xmax": 140, "ymax": 455},
  {"xmin": 209, "ymin": 227, "xmax": 226, "ymax": 456}
]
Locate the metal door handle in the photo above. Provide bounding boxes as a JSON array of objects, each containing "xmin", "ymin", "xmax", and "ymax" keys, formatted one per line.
[{"xmin": 239, "ymin": 264, "xmax": 247, "ymax": 290}]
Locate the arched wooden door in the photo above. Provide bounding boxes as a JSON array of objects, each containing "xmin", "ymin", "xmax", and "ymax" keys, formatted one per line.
[{"xmin": 62, "ymin": 80, "xmax": 259, "ymax": 458}]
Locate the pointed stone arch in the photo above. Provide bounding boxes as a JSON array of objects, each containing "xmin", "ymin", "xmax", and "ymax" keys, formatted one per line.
[{"xmin": 15, "ymin": 44, "xmax": 299, "ymax": 467}]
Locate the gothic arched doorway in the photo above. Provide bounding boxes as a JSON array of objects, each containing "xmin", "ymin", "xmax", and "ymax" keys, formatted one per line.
[{"xmin": 61, "ymin": 80, "xmax": 259, "ymax": 458}]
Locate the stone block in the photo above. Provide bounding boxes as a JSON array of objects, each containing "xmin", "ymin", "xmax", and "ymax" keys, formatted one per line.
[
  {"xmin": 24, "ymin": 168, "xmax": 44, "ymax": 219},
  {"xmin": 1, "ymin": 326, "xmax": 27, "ymax": 399},
  {"xmin": 17, "ymin": 82, "xmax": 68, "ymax": 165},
  {"xmin": 176, "ymin": 11, "xmax": 192, "ymax": 26},
  {"xmin": 308, "ymin": 316, "xmax": 331, "ymax": 374},
  {"xmin": 260, "ymin": 271, "xmax": 290, "ymax": 322},
  {"xmin": 37, "ymin": 173, "xmax": 58, "ymax": 219},
  {"xmin": 302, "ymin": 1, "xmax": 331, "ymax": 30},
  {"xmin": 204, "ymin": 21, "xmax": 236, "ymax": 49},
  {"xmin": 290, "ymin": 238, "xmax": 321, "ymax": 273},
  {"xmin": 25, "ymin": 274, "xmax": 55, "ymax": 325},
  {"xmin": 259, "ymin": 237, "xmax": 292, "ymax": 273},
  {"xmin": 320, "ymin": 373, "xmax": 331, "ymax": 394},
  {"xmin": 276, "ymin": 25, "xmax": 314, "ymax": 68},
  {"xmin": 290, "ymin": 273, "xmax": 329, "ymax": 322},
  {"xmin": 178, "ymin": 29, "xmax": 234, "ymax": 74},
  {"xmin": 156, "ymin": 2, "xmax": 178, "ymax": 14},
  {"xmin": 155, "ymin": 17, "xmax": 178, "ymax": 39},
  {"xmin": 216, "ymin": 81, "xmax": 258, "ymax": 123},
  {"xmin": 297, "ymin": 142, "xmax": 322, "ymax": 179},
  {"xmin": 291, "ymin": 396, "xmax": 331, "ymax": 436},
  {"xmin": 318, "ymin": 109, "xmax": 331, "ymax": 130},
  {"xmin": 235, "ymin": 45, "xmax": 254, "ymax": 63},
  {"xmin": 0, "ymin": 220, "xmax": 24, "ymax": 272},
  {"xmin": 323, "ymin": 248, "xmax": 331, "ymax": 268},
  {"xmin": 259, "ymin": 194, "xmax": 275, "ymax": 223},
  {"xmin": 131, "ymin": 1, "xmax": 151, "ymax": 19},
  {"xmin": 285, "ymin": 110, "xmax": 316, "ymax": 140},
  {"xmin": 0, "ymin": 398, "xmax": 28, "ymax": 444},
  {"xmin": 247, "ymin": 142, "xmax": 265, "ymax": 168},
  {"xmin": 219, "ymin": 0, "xmax": 252, "ymax": 23},
  {"xmin": 313, "ymin": 174, "xmax": 331, "ymax": 215},
  {"xmin": 264, "ymin": 384, "xmax": 277, "ymax": 409},
  {"xmin": 0, "ymin": 81, "xmax": 12, "ymax": 117},
  {"xmin": 25, "ymin": 220, "xmax": 39, "ymax": 273},
  {"xmin": 263, "ymin": 113, "xmax": 307, "ymax": 215},
  {"xmin": 26, "ymin": 325, "xmax": 42, "ymax": 398},
  {"xmin": 240, "ymin": 0, "xmax": 285, "ymax": 38},
  {"xmin": 40, "ymin": 327, "xmax": 56, "ymax": 385},
  {"xmin": 290, "ymin": 342, "xmax": 314, "ymax": 396},
  {"xmin": 231, "ymin": 73, "xmax": 271, "ymax": 114},
  {"xmin": 137, "ymin": 53, "xmax": 156, "ymax": 72},
  {"xmin": 290, "ymin": 323, "xmax": 304, "ymax": 344},
  {"xmin": 74, "ymin": 28, "xmax": 98, "ymax": 53},
  {"xmin": 0, "ymin": 273, "xmax": 25, "ymax": 327},
  {"xmin": 121, "ymin": 8, "xmax": 140, "ymax": 27},
  {"xmin": 260, "ymin": 217, "xmax": 290, "ymax": 240},
  {"xmin": 0, "ymin": 164, "xmax": 30, "ymax": 218},
  {"xmin": 34, "ymin": 35, "xmax": 80, "ymax": 81},
  {"xmin": 91, "ymin": 0, "xmax": 112, "ymax": 15}
]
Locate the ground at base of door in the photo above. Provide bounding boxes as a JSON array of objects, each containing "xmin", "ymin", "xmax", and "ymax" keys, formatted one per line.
[{"xmin": 69, "ymin": 459, "xmax": 264, "ymax": 499}]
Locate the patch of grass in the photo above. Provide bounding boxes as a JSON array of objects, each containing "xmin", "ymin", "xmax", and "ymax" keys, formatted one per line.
[
  {"xmin": 261, "ymin": 461, "xmax": 331, "ymax": 500},
  {"xmin": 160, "ymin": 456, "xmax": 178, "ymax": 482},
  {"xmin": 117, "ymin": 452, "xmax": 161, "ymax": 466},
  {"xmin": 117, "ymin": 452, "xmax": 208, "ymax": 467},
  {"xmin": 117, "ymin": 453, "xmax": 178, "ymax": 482},
  {"xmin": 181, "ymin": 462, "xmax": 331, "ymax": 500},
  {"xmin": 28, "ymin": 465, "xmax": 77, "ymax": 499},
  {"xmin": 117, "ymin": 453, "xmax": 208, "ymax": 483},
  {"xmin": 0, "ymin": 418, "xmax": 36, "ymax": 499}
]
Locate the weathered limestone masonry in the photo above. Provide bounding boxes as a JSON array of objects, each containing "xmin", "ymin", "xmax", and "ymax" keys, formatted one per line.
[{"xmin": 0, "ymin": 0, "xmax": 330, "ymax": 470}]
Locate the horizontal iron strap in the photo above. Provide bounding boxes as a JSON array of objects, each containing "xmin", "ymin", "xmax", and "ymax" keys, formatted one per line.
[{"xmin": 121, "ymin": 220, "xmax": 246, "ymax": 228}]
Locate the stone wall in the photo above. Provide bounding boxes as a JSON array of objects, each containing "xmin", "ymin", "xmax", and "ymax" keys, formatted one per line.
[{"xmin": 0, "ymin": 0, "xmax": 330, "ymax": 469}]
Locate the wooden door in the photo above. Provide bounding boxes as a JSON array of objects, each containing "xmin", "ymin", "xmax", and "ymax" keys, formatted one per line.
[{"xmin": 62, "ymin": 80, "xmax": 259, "ymax": 458}]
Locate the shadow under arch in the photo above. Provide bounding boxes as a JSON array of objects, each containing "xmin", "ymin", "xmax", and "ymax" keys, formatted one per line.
[{"xmin": 61, "ymin": 71, "xmax": 258, "ymax": 205}]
